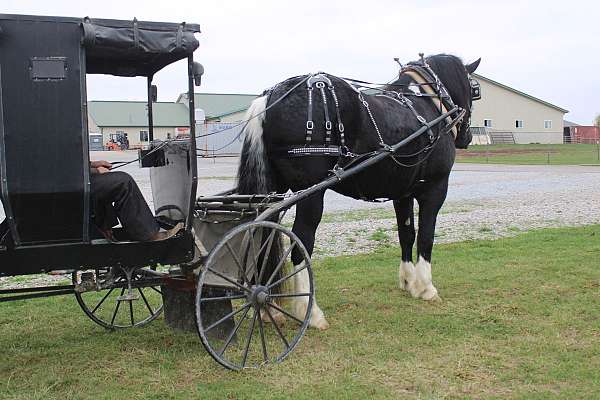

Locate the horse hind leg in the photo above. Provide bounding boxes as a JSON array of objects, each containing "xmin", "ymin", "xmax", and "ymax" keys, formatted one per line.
[
  {"xmin": 292, "ymin": 260, "xmax": 328, "ymax": 330},
  {"xmin": 290, "ymin": 192, "xmax": 329, "ymax": 330},
  {"xmin": 394, "ymin": 198, "xmax": 417, "ymax": 292}
]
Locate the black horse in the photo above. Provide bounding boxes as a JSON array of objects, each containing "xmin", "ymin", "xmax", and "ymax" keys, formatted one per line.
[{"xmin": 237, "ymin": 54, "xmax": 480, "ymax": 329}]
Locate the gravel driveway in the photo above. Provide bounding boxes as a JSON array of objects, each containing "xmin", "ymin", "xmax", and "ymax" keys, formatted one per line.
[{"xmin": 2, "ymin": 151, "xmax": 599, "ymax": 287}]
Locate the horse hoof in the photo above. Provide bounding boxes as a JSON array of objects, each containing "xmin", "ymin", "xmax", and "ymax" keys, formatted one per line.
[
  {"xmin": 311, "ymin": 317, "xmax": 330, "ymax": 330},
  {"xmin": 421, "ymin": 286, "xmax": 441, "ymax": 302}
]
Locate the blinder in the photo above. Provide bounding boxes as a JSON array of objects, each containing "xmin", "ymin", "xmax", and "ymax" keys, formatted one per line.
[{"xmin": 470, "ymin": 76, "xmax": 481, "ymax": 101}]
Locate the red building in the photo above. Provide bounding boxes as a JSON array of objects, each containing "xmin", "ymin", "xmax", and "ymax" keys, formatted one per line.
[{"xmin": 564, "ymin": 122, "xmax": 600, "ymax": 144}]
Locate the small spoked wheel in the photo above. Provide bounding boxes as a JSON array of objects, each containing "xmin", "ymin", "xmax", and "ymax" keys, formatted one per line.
[
  {"xmin": 196, "ymin": 220, "xmax": 314, "ymax": 370},
  {"xmin": 73, "ymin": 267, "xmax": 164, "ymax": 329}
]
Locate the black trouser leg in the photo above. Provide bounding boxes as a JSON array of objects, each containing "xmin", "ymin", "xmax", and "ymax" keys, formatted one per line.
[{"xmin": 90, "ymin": 171, "xmax": 159, "ymax": 241}]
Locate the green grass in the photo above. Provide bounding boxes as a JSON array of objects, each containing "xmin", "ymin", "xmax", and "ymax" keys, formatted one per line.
[
  {"xmin": 457, "ymin": 144, "xmax": 600, "ymax": 165},
  {"xmin": 368, "ymin": 228, "xmax": 391, "ymax": 242},
  {"xmin": 2, "ymin": 225, "xmax": 600, "ymax": 399}
]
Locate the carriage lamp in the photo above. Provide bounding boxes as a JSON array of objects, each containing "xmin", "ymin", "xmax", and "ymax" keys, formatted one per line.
[{"xmin": 193, "ymin": 62, "xmax": 204, "ymax": 86}]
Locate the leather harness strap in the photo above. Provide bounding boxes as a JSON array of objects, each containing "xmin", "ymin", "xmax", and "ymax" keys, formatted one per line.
[{"xmin": 402, "ymin": 69, "xmax": 458, "ymax": 139}]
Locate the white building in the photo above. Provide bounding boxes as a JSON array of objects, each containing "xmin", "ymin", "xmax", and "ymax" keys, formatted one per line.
[{"xmin": 470, "ymin": 74, "xmax": 568, "ymax": 144}]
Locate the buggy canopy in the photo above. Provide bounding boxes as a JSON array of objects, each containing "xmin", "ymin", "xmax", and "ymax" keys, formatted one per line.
[
  {"xmin": 82, "ymin": 17, "xmax": 200, "ymax": 76},
  {"xmin": 0, "ymin": 14, "xmax": 201, "ymax": 77}
]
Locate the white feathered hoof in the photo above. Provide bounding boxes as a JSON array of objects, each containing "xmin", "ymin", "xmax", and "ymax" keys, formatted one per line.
[
  {"xmin": 292, "ymin": 262, "xmax": 330, "ymax": 330},
  {"xmin": 399, "ymin": 261, "xmax": 416, "ymax": 291},
  {"xmin": 408, "ymin": 256, "xmax": 441, "ymax": 302},
  {"xmin": 308, "ymin": 304, "xmax": 330, "ymax": 330},
  {"xmin": 293, "ymin": 298, "xmax": 329, "ymax": 330}
]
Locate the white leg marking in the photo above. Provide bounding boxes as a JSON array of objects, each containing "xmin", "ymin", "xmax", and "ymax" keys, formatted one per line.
[
  {"xmin": 408, "ymin": 256, "xmax": 440, "ymax": 301},
  {"xmin": 292, "ymin": 262, "xmax": 329, "ymax": 330},
  {"xmin": 399, "ymin": 261, "xmax": 416, "ymax": 291}
]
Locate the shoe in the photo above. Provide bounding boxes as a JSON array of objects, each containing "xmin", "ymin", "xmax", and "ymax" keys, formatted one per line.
[{"xmin": 151, "ymin": 222, "xmax": 184, "ymax": 241}]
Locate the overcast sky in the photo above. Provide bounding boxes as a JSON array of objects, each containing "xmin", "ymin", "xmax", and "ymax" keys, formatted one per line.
[{"xmin": 4, "ymin": 0, "xmax": 599, "ymax": 124}]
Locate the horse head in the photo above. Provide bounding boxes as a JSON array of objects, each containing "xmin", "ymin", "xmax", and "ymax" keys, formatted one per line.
[
  {"xmin": 425, "ymin": 54, "xmax": 481, "ymax": 149},
  {"xmin": 424, "ymin": 54, "xmax": 481, "ymax": 149}
]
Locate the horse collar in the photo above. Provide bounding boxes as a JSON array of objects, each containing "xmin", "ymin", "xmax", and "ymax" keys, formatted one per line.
[{"xmin": 400, "ymin": 65, "xmax": 461, "ymax": 139}]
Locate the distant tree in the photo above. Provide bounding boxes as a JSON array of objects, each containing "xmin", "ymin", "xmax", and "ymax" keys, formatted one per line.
[{"xmin": 595, "ymin": 114, "xmax": 600, "ymax": 128}]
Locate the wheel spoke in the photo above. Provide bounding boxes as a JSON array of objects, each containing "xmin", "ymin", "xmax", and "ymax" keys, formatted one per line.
[
  {"xmin": 257, "ymin": 308, "xmax": 269, "ymax": 363},
  {"xmin": 110, "ymin": 288, "xmax": 125, "ymax": 326},
  {"xmin": 218, "ymin": 305, "xmax": 251, "ymax": 357},
  {"xmin": 268, "ymin": 292, "xmax": 311, "ymax": 299},
  {"xmin": 246, "ymin": 227, "xmax": 261, "ymax": 282},
  {"xmin": 204, "ymin": 303, "xmax": 251, "ymax": 333},
  {"xmin": 225, "ymin": 242, "xmax": 249, "ymax": 284},
  {"xmin": 257, "ymin": 229, "xmax": 277, "ymax": 284},
  {"xmin": 267, "ymin": 262, "xmax": 306, "ymax": 290},
  {"xmin": 206, "ymin": 267, "xmax": 251, "ymax": 293},
  {"xmin": 242, "ymin": 310, "xmax": 258, "ymax": 368},
  {"xmin": 264, "ymin": 306, "xmax": 290, "ymax": 350},
  {"xmin": 91, "ymin": 288, "xmax": 115, "ymax": 314},
  {"xmin": 150, "ymin": 286, "xmax": 162, "ymax": 295},
  {"xmin": 129, "ymin": 300, "xmax": 135, "ymax": 326},
  {"xmin": 199, "ymin": 293, "xmax": 247, "ymax": 303},
  {"xmin": 268, "ymin": 302, "xmax": 304, "ymax": 325},
  {"xmin": 138, "ymin": 288, "xmax": 155, "ymax": 315},
  {"xmin": 266, "ymin": 242, "xmax": 297, "ymax": 286}
]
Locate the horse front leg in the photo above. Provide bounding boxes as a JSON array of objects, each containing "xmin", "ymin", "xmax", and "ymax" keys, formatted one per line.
[
  {"xmin": 289, "ymin": 190, "xmax": 329, "ymax": 330},
  {"xmin": 412, "ymin": 179, "xmax": 448, "ymax": 301},
  {"xmin": 393, "ymin": 197, "xmax": 417, "ymax": 291}
]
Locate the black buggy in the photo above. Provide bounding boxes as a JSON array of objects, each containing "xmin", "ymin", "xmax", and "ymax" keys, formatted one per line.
[{"xmin": 0, "ymin": 14, "xmax": 317, "ymax": 370}]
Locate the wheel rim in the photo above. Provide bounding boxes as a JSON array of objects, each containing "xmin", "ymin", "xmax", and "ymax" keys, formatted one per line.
[
  {"xmin": 73, "ymin": 267, "xmax": 164, "ymax": 329},
  {"xmin": 196, "ymin": 221, "xmax": 314, "ymax": 370}
]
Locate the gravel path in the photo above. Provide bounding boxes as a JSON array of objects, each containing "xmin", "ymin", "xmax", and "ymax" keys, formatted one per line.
[{"xmin": 2, "ymin": 152, "xmax": 600, "ymax": 288}]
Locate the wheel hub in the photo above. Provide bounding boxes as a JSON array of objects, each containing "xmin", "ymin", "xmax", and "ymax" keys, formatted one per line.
[{"xmin": 248, "ymin": 285, "xmax": 269, "ymax": 306}]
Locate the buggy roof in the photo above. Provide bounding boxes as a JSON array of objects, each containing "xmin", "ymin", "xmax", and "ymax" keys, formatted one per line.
[{"xmin": 0, "ymin": 14, "xmax": 201, "ymax": 77}]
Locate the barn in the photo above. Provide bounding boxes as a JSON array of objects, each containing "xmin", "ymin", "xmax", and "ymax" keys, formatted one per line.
[{"xmin": 469, "ymin": 74, "xmax": 568, "ymax": 144}]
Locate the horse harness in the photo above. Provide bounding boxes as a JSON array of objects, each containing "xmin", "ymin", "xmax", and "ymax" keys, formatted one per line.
[
  {"xmin": 270, "ymin": 55, "xmax": 479, "ymax": 199},
  {"xmin": 281, "ymin": 57, "xmax": 471, "ymax": 165}
]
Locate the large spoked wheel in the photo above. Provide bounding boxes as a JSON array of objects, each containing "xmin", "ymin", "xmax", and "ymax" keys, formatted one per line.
[
  {"xmin": 73, "ymin": 267, "xmax": 164, "ymax": 329},
  {"xmin": 196, "ymin": 220, "xmax": 314, "ymax": 370}
]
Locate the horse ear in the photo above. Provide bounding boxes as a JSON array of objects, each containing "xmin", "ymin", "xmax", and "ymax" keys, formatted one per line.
[{"xmin": 465, "ymin": 58, "xmax": 481, "ymax": 74}]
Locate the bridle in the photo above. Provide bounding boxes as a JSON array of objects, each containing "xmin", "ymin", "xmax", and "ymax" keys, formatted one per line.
[{"xmin": 396, "ymin": 55, "xmax": 479, "ymax": 141}]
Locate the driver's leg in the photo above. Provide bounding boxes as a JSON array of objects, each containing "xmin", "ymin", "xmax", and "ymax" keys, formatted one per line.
[{"xmin": 90, "ymin": 171, "xmax": 160, "ymax": 241}]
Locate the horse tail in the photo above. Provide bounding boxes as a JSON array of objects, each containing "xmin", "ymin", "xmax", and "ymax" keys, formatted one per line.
[
  {"xmin": 237, "ymin": 96, "xmax": 273, "ymax": 195},
  {"xmin": 235, "ymin": 96, "xmax": 285, "ymax": 290}
]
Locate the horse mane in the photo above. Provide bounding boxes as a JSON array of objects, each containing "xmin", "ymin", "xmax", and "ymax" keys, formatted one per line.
[{"xmin": 425, "ymin": 54, "xmax": 471, "ymax": 111}]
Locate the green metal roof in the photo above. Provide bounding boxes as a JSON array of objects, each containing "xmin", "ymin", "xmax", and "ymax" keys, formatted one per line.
[
  {"xmin": 88, "ymin": 101, "xmax": 190, "ymax": 127},
  {"xmin": 177, "ymin": 93, "xmax": 258, "ymax": 119}
]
